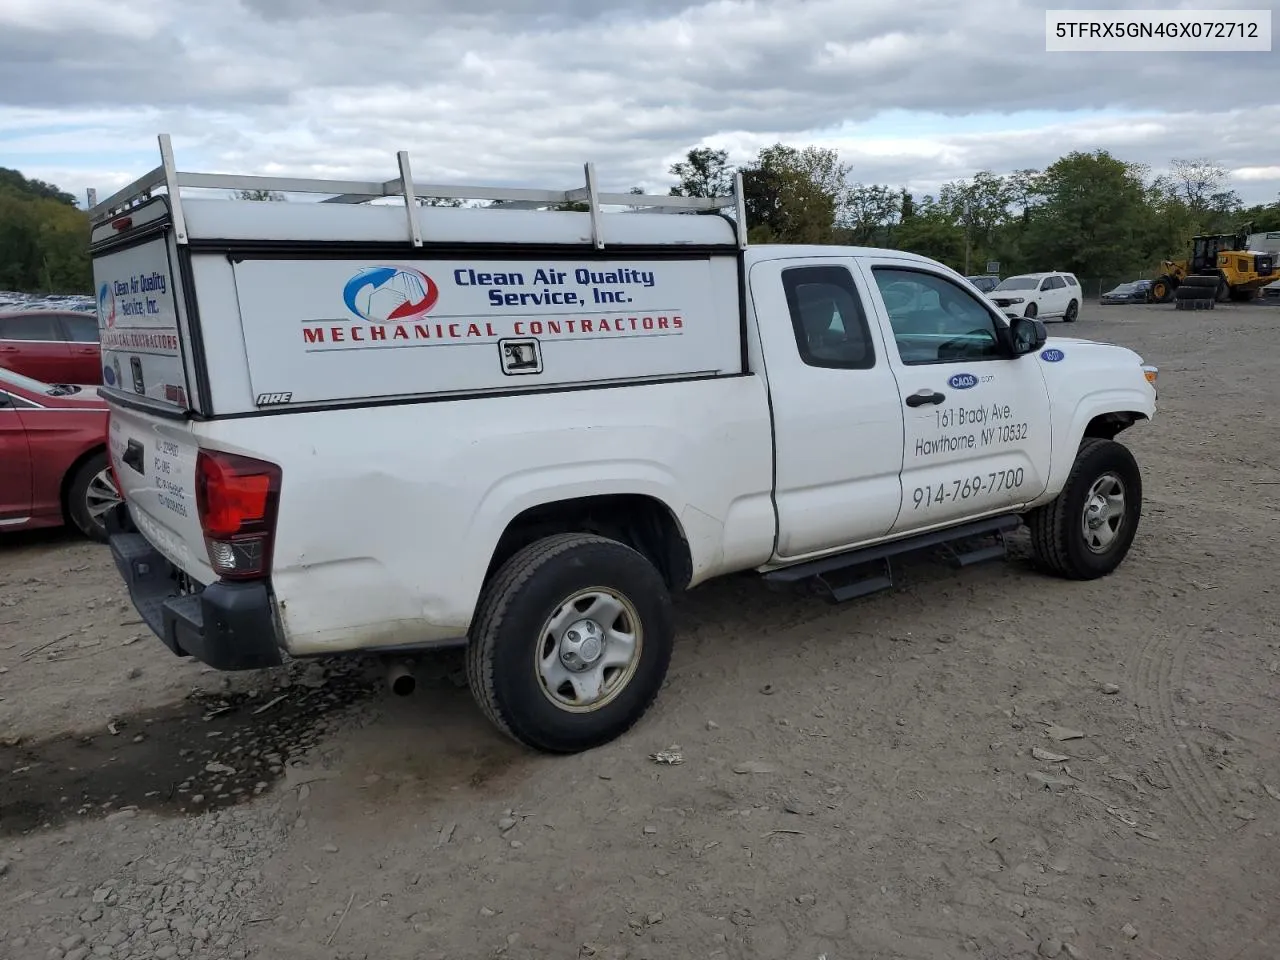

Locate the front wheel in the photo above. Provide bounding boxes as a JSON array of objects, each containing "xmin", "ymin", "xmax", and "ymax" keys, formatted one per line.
[
  {"xmin": 67, "ymin": 451, "xmax": 121, "ymax": 542},
  {"xmin": 466, "ymin": 533, "xmax": 674, "ymax": 753},
  {"xmin": 1023, "ymin": 302, "xmax": 1038, "ymax": 319},
  {"xmin": 1026, "ymin": 438, "xmax": 1142, "ymax": 580}
]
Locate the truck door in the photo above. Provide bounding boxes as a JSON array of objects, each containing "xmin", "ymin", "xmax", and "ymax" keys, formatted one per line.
[
  {"xmin": 854, "ymin": 257, "xmax": 1053, "ymax": 536},
  {"xmin": 749, "ymin": 258, "xmax": 906, "ymax": 561},
  {"xmin": 0, "ymin": 388, "xmax": 32, "ymax": 525}
]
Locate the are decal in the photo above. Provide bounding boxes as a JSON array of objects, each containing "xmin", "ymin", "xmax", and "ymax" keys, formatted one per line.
[{"xmin": 1040, "ymin": 348, "xmax": 1065, "ymax": 363}]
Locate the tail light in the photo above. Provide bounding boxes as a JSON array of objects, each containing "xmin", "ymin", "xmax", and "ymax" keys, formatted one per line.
[{"xmin": 195, "ymin": 449, "xmax": 282, "ymax": 580}]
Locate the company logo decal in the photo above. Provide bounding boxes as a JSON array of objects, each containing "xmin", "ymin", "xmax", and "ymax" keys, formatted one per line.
[
  {"xmin": 342, "ymin": 266, "xmax": 439, "ymax": 323},
  {"xmin": 948, "ymin": 372, "xmax": 979, "ymax": 389},
  {"xmin": 1040, "ymin": 348, "xmax": 1065, "ymax": 363},
  {"xmin": 98, "ymin": 282, "xmax": 116, "ymax": 327}
]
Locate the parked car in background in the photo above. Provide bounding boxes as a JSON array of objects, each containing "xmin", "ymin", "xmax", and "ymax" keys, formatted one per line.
[
  {"xmin": 1100, "ymin": 280, "xmax": 1154, "ymax": 305},
  {"xmin": 0, "ymin": 367, "xmax": 118, "ymax": 541},
  {"xmin": 965, "ymin": 274, "xmax": 1001, "ymax": 293},
  {"xmin": 989, "ymin": 271, "xmax": 1081, "ymax": 322},
  {"xmin": 0, "ymin": 309, "xmax": 103, "ymax": 385}
]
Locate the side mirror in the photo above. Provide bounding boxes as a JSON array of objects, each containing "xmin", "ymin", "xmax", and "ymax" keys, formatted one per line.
[{"xmin": 1011, "ymin": 316, "xmax": 1047, "ymax": 355}]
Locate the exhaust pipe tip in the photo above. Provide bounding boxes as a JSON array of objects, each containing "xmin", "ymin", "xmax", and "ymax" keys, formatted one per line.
[{"xmin": 387, "ymin": 662, "xmax": 416, "ymax": 696}]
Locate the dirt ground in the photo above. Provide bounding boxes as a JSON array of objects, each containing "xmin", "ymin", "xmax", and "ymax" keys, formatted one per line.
[{"xmin": 3, "ymin": 299, "xmax": 1280, "ymax": 960}]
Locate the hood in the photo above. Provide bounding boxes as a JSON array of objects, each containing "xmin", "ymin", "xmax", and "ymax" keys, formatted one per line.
[{"xmin": 37, "ymin": 384, "xmax": 108, "ymax": 410}]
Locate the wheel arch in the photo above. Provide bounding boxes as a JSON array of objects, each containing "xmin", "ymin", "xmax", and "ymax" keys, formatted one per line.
[
  {"xmin": 1035, "ymin": 392, "xmax": 1154, "ymax": 509},
  {"xmin": 58, "ymin": 443, "xmax": 108, "ymax": 525},
  {"xmin": 1083, "ymin": 411, "xmax": 1148, "ymax": 441},
  {"xmin": 485, "ymin": 492, "xmax": 694, "ymax": 592}
]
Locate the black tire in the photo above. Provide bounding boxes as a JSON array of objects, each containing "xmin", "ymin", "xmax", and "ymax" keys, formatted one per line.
[
  {"xmin": 466, "ymin": 533, "xmax": 674, "ymax": 753},
  {"xmin": 1063, "ymin": 299, "xmax": 1078, "ymax": 322},
  {"xmin": 1215, "ymin": 281, "xmax": 1231, "ymax": 303},
  {"xmin": 1151, "ymin": 276, "xmax": 1174, "ymax": 303},
  {"xmin": 66, "ymin": 450, "xmax": 119, "ymax": 542},
  {"xmin": 1174, "ymin": 284, "xmax": 1210, "ymax": 301},
  {"xmin": 1182, "ymin": 275, "xmax": 1220, "ymax": 288},
  {"xmin": 1023, "ymin": 302, "xmax": 1038, "ymax": 319},
  {"xmin": 1026, "ymin": 438, "xmax": 1142, "ymax": 580}
]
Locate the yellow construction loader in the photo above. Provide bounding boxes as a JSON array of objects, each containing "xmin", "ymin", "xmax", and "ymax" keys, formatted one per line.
[{"xmin": 1151, "ymin": 231, "xmax": 1280, "ymax": 303}]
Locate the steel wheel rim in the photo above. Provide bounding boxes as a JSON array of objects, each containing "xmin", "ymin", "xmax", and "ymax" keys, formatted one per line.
[
  {"xmin": 86, "ymin": 467, "xmax": 121, "ymax": 522},
  {"xmin": 1081, "ymin": 472, "xmax": 1126, "ymax": 553},
  {"xmin": 535, "ymin": 587, "xmax": 643, "ymax": 714}
]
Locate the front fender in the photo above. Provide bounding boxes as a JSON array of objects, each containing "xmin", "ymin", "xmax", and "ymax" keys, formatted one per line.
[{"xmin": 1029, "ymin": 340, "xmax": 1157, "ymax": 506}]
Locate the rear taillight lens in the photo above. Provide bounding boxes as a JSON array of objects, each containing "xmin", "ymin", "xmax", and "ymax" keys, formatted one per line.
[{"xmin": 194, "ymin": 450, "xmax": 282, "ymax": 580}]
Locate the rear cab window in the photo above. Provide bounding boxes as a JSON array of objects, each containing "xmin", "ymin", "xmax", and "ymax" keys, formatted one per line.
[{"xmin": 781, "ymin": 265, "xmax": 876, "ymax": 369}]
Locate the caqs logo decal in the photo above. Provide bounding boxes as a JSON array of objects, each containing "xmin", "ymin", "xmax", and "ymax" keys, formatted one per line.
[
  {"xmin": 948, "ymin": 372, "xmax": 979, "ymax": 389},
  {"xmin": 1040, "ymin": 348, "xmax": 1065, "ymax": 363},
  {"xmin": 342, "ymin": 266, "xmax": 440, "ymax": 323},
  {"xmin": 98, "ymin": 282, "xmax": 116, "ymax": 327}
]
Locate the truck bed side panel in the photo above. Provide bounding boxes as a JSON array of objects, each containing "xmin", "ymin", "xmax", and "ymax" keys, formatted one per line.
[{"xmin": 196, "ymin": 375, "xmax": 776, "ymax": 654}]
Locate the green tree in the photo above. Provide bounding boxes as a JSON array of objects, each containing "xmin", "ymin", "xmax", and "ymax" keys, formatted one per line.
[
  {"xmin": 891, "ymin": 197, "xmax": 967, "ymax": 269},
  {"xmin": 668, "ymin": 147, "xmax": 734, "ymax": 198},
  {"xmin": 740, "ymin": 143, "xmax": 847, "ymax": 243},
  {"xmin": 840, "ymin": 183, "xmax": 902, "ymax": 245},
  {"xmin": 0, "ymin": 170, "xmax": 92, "ymax": 293},
  {"xmin": 937, "ymin": 171, "xmax": 1015, "ymax": 274},
  {"xmin": 1020, "ymin": 150, "xmax": 1153, "ymax": 279}
]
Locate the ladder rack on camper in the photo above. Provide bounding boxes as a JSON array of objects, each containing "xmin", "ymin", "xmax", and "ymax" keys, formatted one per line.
[{"xmin": 87, "ymin": 134, "xmax": 749, "ymax": 251}]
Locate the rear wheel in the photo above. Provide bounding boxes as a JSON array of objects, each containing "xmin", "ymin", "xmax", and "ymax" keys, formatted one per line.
[
  {"xmin": 1063, "ymin": 300, "xmax": 1078, "ymax": 323},
  {"xmin": 1023, "ymin": 302, "xmax": 1038, "ymax": 319},
  {"xmin": 1026, "ymin": 438, "xmax": 1142, "ymax": 580},
  {"xmin": 1151, "ymin": 276, "xmax": 1174, "ymax": 302},
  {"xmin": 466, "ymin": 533, "xmax": 674, "ymax": 753},
  {"xmin": 66, "ymin": 451, "xmax": 120, "ymax": 542}
]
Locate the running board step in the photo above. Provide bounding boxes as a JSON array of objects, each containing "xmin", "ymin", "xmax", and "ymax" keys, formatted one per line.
[{"xmin": 763, "ymin": 514, "xmax": 1021, "ymax": 604}]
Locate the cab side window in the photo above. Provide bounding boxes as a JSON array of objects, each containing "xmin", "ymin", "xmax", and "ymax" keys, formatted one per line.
[
  {"xmin": 0, "ymin": 314, "xmax": 62, "ymax": 341},
  {"xmin": 871, "ymin": 267, "xmax": 1003, "ymax": 366},
  {"xmin": 781, "ymin": 265, "xmax": 876, "ymax": 369},
  {"xmin": 59, "ymin": 313, "xmax": 101, "ymax": 343}
]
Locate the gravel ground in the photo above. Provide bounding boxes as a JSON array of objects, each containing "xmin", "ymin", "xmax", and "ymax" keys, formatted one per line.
[{"xmin": 3, "ymin": 300, "xmax": 1280, "ymax": 960}]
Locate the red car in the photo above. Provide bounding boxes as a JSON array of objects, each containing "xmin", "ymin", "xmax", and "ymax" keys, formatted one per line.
[
  {"xmin": 0, "ymin": 309, "xmax": 103, "ymax": 385},
  {"xmin": 0, "ymin": 367, "xmax": 120, "ymax": 541}
]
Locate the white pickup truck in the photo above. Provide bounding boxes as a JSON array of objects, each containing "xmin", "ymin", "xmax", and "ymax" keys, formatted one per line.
[{"xmin": 90, "ymin": 136, "xmax": 1158, "ymax": 754}]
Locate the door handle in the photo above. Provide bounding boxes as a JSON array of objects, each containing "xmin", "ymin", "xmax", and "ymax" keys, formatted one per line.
[
  {"xmin": 122, "ymin": 439, "xmax": 145, "ymax": 474},
  {"xmin": 906, "ymin": 390, "xmax": 945, "ymax": 407}
]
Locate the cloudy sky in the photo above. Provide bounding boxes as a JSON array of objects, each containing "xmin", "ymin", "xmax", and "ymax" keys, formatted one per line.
[{"xmin": 2, "ymin": 0, "xmax": 1277, "ymax": 208}]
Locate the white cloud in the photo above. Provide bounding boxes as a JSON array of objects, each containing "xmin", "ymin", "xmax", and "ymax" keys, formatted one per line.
[{"xmin": 1, "ymin": 0, "xmax": 1276, "ymax": 205}]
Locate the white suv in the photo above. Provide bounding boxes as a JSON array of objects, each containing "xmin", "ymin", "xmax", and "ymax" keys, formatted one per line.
[{"xmin": 989, "ymin": 271, "xmax": 1081, "ymax": 323}]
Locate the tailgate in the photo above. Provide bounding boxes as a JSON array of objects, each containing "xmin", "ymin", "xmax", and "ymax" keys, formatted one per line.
[{"xmin": 107, "ymin": 407, "xmax": 213, "ymax": 582}]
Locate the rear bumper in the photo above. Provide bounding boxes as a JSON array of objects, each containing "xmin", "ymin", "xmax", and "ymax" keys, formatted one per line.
[{"xmin": 105, "ymin": 504, "xmax": 283, "ymax": 671}]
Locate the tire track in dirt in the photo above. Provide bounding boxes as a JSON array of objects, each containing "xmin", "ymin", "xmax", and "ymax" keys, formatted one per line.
[{"xmin": 1130, "ymin": 622, "xmax": 1231, "ymax": 837}]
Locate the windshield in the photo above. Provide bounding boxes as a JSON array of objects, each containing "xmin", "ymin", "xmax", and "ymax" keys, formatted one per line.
[
  {"xmin": 0, "ymin": 367, "xmax": 80, "ymax": 397},
  {"xmin": 994, "ymin": 277, "xmax": 1039, "ymax": 291}
]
